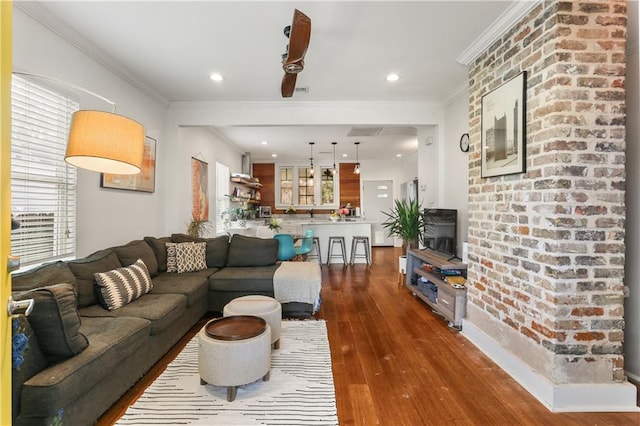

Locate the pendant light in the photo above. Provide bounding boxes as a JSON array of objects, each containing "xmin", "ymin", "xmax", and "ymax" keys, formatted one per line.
[
  {"xmin": 354, "ymin": 141, "xmax": 361, "ymax": 174},
  {"xmin": 309, "ymin": 141, "xmax": 315, "ymax": 176},
  {"xmin": 331, "ymin": 142, "xmax": 337, "ymax": 175}
]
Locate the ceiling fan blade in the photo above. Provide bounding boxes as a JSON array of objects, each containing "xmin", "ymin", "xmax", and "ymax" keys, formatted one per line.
[
  {"xmin": 285, "ymin": 9, "xmax": 311, "ymax": 65},
  {"xmin": 281, "ymin": 73, "xmax": 297, "ymax": 98}
]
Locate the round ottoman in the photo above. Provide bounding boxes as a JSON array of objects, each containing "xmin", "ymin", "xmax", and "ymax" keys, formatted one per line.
[
  {"xmin": 198, "ymin": 315, "xmax": 271, "ymax": 402},
  {"xmin": 223, "ymin": 295, "xmax": 282, "ymax": 349}
]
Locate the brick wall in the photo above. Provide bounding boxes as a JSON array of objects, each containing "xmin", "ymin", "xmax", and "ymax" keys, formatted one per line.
[{"xmin": 467, "ymin": 0, "xmax": 627, "ymax": 384}]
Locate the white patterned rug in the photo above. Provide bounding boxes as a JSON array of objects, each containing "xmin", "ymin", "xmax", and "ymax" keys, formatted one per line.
[{"xmin": 116, "ymin": 320, "xmax": 338, "ymax": 425}]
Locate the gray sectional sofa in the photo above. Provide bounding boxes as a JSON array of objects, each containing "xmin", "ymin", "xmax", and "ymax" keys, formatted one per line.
[{"xmin": 11, "ymin": 233, "xmax": 318, "ymax": 426}]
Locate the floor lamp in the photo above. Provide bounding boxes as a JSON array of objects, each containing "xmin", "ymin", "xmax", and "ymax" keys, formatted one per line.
[{"xmin": 12, "ymin": 71, "xmax": 145, "ymax": 175}]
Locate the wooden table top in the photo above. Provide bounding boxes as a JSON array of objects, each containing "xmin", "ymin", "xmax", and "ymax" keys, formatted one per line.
[{"xmin": 204, "ymin": 315, "xmax": 267, "ymax": 341}]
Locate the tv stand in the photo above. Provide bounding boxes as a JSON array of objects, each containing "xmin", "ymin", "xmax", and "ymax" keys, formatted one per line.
[{"xmin": 405, "ymin": 248, "xmax": 467, "ymax": 329}]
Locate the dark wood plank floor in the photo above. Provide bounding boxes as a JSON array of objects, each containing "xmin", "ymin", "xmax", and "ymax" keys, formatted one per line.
[{"xmin": 100, "ymin": 247, "xmax": 640, "ymax": 425}]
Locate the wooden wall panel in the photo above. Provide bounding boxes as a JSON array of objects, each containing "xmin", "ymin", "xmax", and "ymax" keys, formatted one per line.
[
  {"xmin": 339, "ymin": 163, "xmax": 360, "ymax": 208},
  {"xmin": 252, "ymin": 163, "xmax": 275, "ymax": 209}
]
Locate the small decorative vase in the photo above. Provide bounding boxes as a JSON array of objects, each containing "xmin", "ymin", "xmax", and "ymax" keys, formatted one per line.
[
  {"xmin": 340, "ymin": 214, "xmax": 346, "ymax": 222},
  {"xmin": 238, "ymin": 219, "xmax": 247, "ymax": 228}
]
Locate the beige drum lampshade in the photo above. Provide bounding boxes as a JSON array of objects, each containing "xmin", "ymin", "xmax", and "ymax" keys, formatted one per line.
[{"xmin": 65, "ymin": 110, "xmax": 145, "ymax": 175}]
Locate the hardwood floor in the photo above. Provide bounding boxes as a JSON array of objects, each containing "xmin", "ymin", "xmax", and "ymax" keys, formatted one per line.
[{"xmin": 99, "ymin": 247, "xmax": 640, "ymax": 425}]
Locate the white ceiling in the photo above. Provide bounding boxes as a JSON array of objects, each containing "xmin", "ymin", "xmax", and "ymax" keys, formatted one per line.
[{"xmin": 18, "ymin": 0, "xmax": 524, "ymax": 162}]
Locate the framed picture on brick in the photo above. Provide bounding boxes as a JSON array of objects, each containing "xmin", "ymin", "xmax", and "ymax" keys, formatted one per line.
[{"xmin": 481, "ymin": 71, "xmax": 526, "ymax": 178}]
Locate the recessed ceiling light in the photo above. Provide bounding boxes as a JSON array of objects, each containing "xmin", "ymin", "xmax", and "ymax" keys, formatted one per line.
[
  {"xmin": 261, "ymin": 141, "xmax": 268, "ymax": 145},
  {"xmin": 209, "ymin": 73, "xmax": 224, "ymax": 82},
  {"xmin": 386, "ymin": 73, "xmax": 400, "ymax": 82},
  {"xmin": 271, "ymin": 154, "xmax": 277, "ymax": 158},
  {"xmin": 342, "ymin": 153, "xmax": 348, "ymax": 158},
  {"xmin": 396, "ymin": 154, "xmax": 402, "ymax": 157}
]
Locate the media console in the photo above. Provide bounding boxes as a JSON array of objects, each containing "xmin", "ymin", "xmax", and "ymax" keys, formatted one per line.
[{"xmin": 405, "ymin": 248, "xmax": 467, "ymax": 329}]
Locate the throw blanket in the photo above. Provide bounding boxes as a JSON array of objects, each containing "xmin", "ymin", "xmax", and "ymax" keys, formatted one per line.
[{"xmin": 273, "ymin": 261, "xmax": 322, "ymax": 312}]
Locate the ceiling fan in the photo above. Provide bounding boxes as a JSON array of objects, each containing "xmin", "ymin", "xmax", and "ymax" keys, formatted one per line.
[{"xmin": 281, "ymin": 9, "xmax": 311, "ymax": 98}]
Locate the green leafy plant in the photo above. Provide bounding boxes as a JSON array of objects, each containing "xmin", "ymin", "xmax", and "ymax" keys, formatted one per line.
[
  {"xmin": 268, "ymin": 218, "xmax": 281, "ymax": 232},
  {"xmin": 381, "ymin": 199, "xmax": 424, "ymax": 250},
  {"xmin": 187, "ymin": 213, "xmax": 211, "ymax": 238}
]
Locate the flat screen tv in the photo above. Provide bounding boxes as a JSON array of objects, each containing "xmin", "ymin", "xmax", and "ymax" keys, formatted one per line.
[{"xmin": 423, "ymin": 208, "xmax": 457, "ymax": 258}]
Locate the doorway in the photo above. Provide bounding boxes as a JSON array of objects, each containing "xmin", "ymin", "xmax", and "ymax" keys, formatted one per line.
[{"xmin": 362, "ymin": 180, "xmax": 394, "ymax": 246}]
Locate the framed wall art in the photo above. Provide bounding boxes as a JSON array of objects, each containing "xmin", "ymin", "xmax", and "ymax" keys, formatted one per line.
[
  {"xmin": 192, "ymin": 157, "xmax": 209, "ymax": 221},
  {"xmin": 101, "ymin": 136, "xmax": 156, "ymax": 192},
  {"xmin": 481, "ymin": 71, "xmax": 527, "ymax": 178}
]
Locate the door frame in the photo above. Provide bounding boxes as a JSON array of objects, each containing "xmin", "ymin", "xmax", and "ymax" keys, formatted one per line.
[{"xmin": 1, "ymin": 1, "xmax": 13, "ymax": 423}]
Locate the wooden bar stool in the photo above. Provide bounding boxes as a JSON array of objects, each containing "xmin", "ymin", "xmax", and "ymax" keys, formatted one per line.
[
  {"xmin": 349, "ymin": 236, "xmax": 371, "ymax": 265},
  {"xmin": 327, "ymin": 236, "xmax": 347, "ymax": 264}
]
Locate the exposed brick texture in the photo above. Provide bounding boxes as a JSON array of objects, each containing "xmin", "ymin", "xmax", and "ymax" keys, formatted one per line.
[{"xmin": 467, "ymin": 0, "xmax": 626, "ymax": 384}]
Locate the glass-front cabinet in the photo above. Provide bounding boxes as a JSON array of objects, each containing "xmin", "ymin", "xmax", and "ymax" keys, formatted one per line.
[{"xmin": 276, "ymin": 164, "xmax": 337, "ymax": 209}]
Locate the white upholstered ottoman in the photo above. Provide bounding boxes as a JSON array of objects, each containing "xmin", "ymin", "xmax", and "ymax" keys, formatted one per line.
[
  {"xmin": 198, "ymin": 316, "xmax": 271, "ymax": 402},
  {"xmin": 223, "ymin": 295, "xmax": 282, "ymax": 349}
]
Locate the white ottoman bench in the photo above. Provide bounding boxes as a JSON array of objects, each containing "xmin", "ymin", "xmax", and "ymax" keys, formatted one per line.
[
  {"xmin": 198, "ymin": 315, "xmax": 271, "ymax": 402},
  {"xmin": 224, "ymin": 295, "xmax": 282, "ymax": 349}
]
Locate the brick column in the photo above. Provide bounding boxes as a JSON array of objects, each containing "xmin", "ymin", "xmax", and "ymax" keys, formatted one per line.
[{"xmin": 465, "ymin": 0, "xmax": 635, "ymax": 410}]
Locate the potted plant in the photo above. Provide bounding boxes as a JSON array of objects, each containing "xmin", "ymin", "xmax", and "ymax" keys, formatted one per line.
[
  {"xmin": 381, "ymin": 199, "xmax": 424, "ymax": 252},
  {"xmin": 187, "ymin": 213, "xmax": 211, "ymax": 238}
]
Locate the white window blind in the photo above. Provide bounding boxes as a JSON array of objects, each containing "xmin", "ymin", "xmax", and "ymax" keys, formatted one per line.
[
  {"xmin": 11, "ymin": 75, "xmax": 78, "ymax": 266},
  {"xmin": 215, "ymin": 162, "xmax": 230, "ymax": 234}
]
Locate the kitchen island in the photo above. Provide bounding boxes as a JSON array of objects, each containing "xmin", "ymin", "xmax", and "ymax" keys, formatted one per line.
[
  {"xmin": 297, "ymin": 219, "xmax": 374, "ymax": 264},
  {"xmin": 226, "ymin": 218, "xmax": 375, "ymax": 264}
]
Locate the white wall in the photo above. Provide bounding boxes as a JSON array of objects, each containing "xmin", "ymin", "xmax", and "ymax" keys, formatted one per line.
[
  {"xmin": 174, "ymin": 127, "xmax": 243, "ymax": 237},
  {"xmin": 623, "ymin": 0, "xmax": 640, "ymax": 383},
  {"xmin": 13, "ymin": 9, "xmax": 168, "ymax": 256},
  {"xmin": 442, "ymin": 89, "xmax": 470, "ymax": 257}
]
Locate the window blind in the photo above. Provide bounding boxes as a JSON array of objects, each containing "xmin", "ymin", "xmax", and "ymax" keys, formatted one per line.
[
  {"xmin": 11, "ymin": 75, "xmax": 78, "ymax": 266},
  {"xmin": 215, "ymin": 161, "xmax": 230, "ymax": 234}
]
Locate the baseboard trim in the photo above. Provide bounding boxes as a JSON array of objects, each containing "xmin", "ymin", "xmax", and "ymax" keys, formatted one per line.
[{"xmin": 462, "ymin": 319, "xmax": 639, "ymax": 412}]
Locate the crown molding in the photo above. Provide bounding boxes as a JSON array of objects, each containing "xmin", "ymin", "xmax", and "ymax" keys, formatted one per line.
[
  {"xmin": 15, "ymin": 1, "xmax": 170, "ymax": 107},
  {"xmin": 456, "ymin": 0, "xmax": 542, "ymax": 66}
]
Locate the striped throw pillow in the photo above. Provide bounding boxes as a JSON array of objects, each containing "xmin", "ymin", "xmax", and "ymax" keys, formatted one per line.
[{"xmin": 93, "ymin": 259, "xmax": 153, "ymax": 310}]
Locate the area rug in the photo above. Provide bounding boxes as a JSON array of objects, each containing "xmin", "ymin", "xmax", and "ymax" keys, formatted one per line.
[{"xmin": 116, "ymin": 320, "xmax": 338, "ymax": 425}]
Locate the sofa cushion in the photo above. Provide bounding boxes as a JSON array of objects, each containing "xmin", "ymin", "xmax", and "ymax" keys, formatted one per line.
[
  {"xmin": 150, "ymin": 270, "xmax": 213, "ymax": 307},
  {"xmin": 68, "ymin": 251, "xmax": 122, "ymax": 307},
  {"xmin": 79, "ymin": 293, "xmax": 187, "ymax": 336},
  {"xmin": 208, "ymin": 265, "xmax": 280, "ymax": 292},
  {"xmin": 11, "ymin": 261, "xmax": 76, "ymax": 292},
  {"xmin": 14, "ymin": 284, "xmax": 89, "ymax": 362},
  {"xmin": 19, "ymin": 316, "xmax": 150, "ymax": 418},
  {"xmin": 171, "ymin": 233, "xmax": 229, "ymax": 268},
  {"xmin": 114, "ymin": 240, "xmax": 159, "ymax": 277},
  {"xmin": 93, "ymin": 259, "xmax": 153, "ymax": 311},
  {"xmin": 12, "ymin": 314, "xmax": 48, "ymax": 418},
  {"xmin": 144, "ymin": 236, "xmax": 172, "ymax": 272},
  {"xmin": 226, "ymin": 234, "xmax": 279, "ymax": 267}
]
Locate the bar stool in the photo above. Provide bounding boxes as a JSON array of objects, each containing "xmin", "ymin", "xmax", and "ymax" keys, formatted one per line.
[
  {"xmin": 350, "ymin": 236, "xmax": 371, "ymax": 265},
  {"xmin": 326, "ymin": 236, "xmax": 347, "ymax": 265},
  {"xmin": 307, "ymin": 236, "xmax": 322, "ymax": 263}
]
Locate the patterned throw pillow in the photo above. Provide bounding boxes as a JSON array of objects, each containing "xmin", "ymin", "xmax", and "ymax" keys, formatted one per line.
[
  {"xmin": 93, "ymin": 259, "xmax": 153, "ymax": 311},
  {"xmin": 166, "ymin": 242, "xmax": 178, "ymax": 273},
  {"xmin": 175, "ymin": 242, "xmax": 207, "ymax": 273}
]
